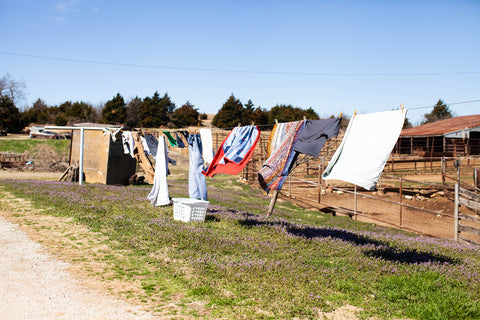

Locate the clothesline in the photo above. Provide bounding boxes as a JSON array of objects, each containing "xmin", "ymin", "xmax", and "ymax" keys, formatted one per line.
[{"xmin": 112, "ymin": 110, "xmax": 406, "ymax": 217}]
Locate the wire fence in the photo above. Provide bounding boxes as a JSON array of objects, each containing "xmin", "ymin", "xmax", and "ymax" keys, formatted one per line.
[{"xmin": 209, "ymin": 128, "xmax": 480, "ymax": 242}]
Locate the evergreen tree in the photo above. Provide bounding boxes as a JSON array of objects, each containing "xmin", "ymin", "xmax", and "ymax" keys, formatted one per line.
[
  {"xmin": 303, "ymin": 107, "xmax": 320, "ymax": 120},
  {"xmin": 267, "ymin": 105, "xmax": 303, "ymax": 123},
  {"xmin": 267, "ymin": 104, "xmax": 319, "ymax": 123},
  {"xmin": 68, "ymin": 101, "xmax": 97, "ymax": 123},
  {"xmin": 24, "ymin": 98, "xmax": 49, "ymax": 124},
  {"xmin": 102, "ymin": 93, "xmax": 126, "ymax": 124},
  {"xmin": 403, "ymin": 117, "xmax": 413, "ymax": 129},
  {"xmin": 0, "ymin": 95, "xmax": 24, "ymax": 133},
  {"xmin": 171, "ymin": 101, "xmax": 199, "ymax": 127},
  {"xmin": 422, "ymin": 99, "xmax": 453, "ymax": 124},
  {"xmin": 139, "ymin": 91, "xmax": 172, "ymax": 128},
  {"xmin": 212, "ymin": 94, "xmax": 243, "ymax": 128},
  {"xmin": 126, "ymin": 96, "xmax": 143, "ymax": 127},
  {"xmin": 251, "ymin": 106, "xmax": 268, "ymax": 125},
  {"xmin": 241, "ymin": 99, "xmax": 255, "ymax": 125},
  {"xmin": 159, "ymin": 93, "xmax": 176, "ymax": 124}
]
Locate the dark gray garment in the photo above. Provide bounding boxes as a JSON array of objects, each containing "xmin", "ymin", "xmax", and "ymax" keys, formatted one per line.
[
  {"xmin": 175, "ymin": 132, "xmax": 185, "ymax": 148},
  {"xmin": 292, "ymin": 117, "xmax": 341, "ymax": 157}
]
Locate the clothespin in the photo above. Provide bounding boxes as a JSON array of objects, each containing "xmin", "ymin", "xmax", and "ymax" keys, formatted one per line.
[
  {"xmin": 238, "ymin": 122, "xmax": 241, "ymax": 127},
  {"xmin": 339, "ymin": 112, "xmax": 343, "ymax": 118},
  {"xmin": 251, "ymin": 121, "xmax": 255, "ymax": 127},
  {"xmin": 303, "ymin": 115, "xmax": 307, "ymax": 121},
  {"xmin": 400, "ymin": 104, "xmax": 405, "ymax": 112},
  {"xmin": 353, "ymin": 110, "xmax": 357, "ymax": 117},
  {"xmin": 275, "ymin": 119, "xmax": 278, "ymax": 124}
]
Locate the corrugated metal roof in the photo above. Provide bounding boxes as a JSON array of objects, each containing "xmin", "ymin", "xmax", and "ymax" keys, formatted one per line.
[{"xmin": 401, "ymin": 114, "xmax": 480, "ymax": 137}]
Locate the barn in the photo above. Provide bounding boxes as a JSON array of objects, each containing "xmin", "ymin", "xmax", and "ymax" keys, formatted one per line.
[{"xmin": 394, "ymin": 114, "xmax": 480, "ymax": 157}]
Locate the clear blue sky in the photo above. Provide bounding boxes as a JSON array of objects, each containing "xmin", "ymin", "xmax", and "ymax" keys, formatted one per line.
[{"xmin": 1, "ymin": 0, "xmax": 479, "ymax": 124}]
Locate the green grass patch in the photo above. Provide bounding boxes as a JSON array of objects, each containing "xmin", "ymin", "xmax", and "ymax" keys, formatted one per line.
[
  {"xmin": 0, "ymin": 139, "xmax": 70, "ymax": 155},
  {"xmin": 0, "ymin": 176, "xmax": 479, "ymax": 319}
]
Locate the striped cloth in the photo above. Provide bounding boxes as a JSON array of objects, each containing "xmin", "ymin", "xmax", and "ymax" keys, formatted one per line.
[{"xmin": 258, "ymin": 120, "xmax": 304, "ymax": 193}]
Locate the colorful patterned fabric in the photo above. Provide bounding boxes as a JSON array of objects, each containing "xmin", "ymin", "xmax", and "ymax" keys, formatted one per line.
[
  {"xmin": 266, "ymin": 122, "xmax": 288, "ymax": 158},
  {"xmin": 258, "ymin": 120, "xmax": 304, "ymax": 193}
]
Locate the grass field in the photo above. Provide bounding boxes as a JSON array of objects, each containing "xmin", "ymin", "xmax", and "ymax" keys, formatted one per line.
[
  {"xmin": 1, "ymin": 172, "xmax": 479, "ymax": 319},
  {"xmin": 0, "ymin": 138, "xmax": 70, "ymax": 156}
]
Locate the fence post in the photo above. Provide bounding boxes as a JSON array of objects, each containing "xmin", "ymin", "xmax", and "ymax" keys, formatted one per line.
[
  {"xmin": 318, "ymin": 163, "xmax": 322, "ymax": 203},
  {"xmin": 288, "ymin": 175, "xmax": 292, "ymax": 199},
  {"xmin": 475, "ymin": 168, "xmax": 479, "ymax": 190},
  {"xmin": 454, "ymin": 183, "xmax": 459, "ymax": 241},
  {"xmin": 354, "ymin": 184, "xmax": 357, "ymax": 220},
  {"xmin": 399, "ymin": 178, "xmax": 403, "ymax": 229},
  {"xmin": 441, "ymin": 158, "xmax": 446, "ymax": 192},
  {"xmin": 456, "ymin": 159, "xmax": 461, "ymax": 186}
]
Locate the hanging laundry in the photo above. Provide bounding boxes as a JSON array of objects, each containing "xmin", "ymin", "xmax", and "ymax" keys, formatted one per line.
[
  {"xmin": 267, "ymin": 122, "xmax": 287, "ymax": 158},
  {"xmin": 163, "ymin": 131, "xmax": 177, "ymax": 147},
  {"xmin": 258, "ymin": 121, "xmax": 304, "ymax": 193},
  {"xmin": 175, "ymin": 131, "xmax": 185, "ymax": 148},
  {"xmin": 142, "ymin": 134, "xmax": 158, "ymax": 159},
  {"xmin": 121, "ymin": 131, "xmax": 135, "ymax": 158},
  {"xmin": 188, "ymin": 134, "xmax": 208, "ymax": 201},
  {"xmin": 147, "ymin": 136, "xmax": 171, "ymax": 206},
  {"xmin": 179, "ymin": 130, "xmax": 190, "ymax": 141},
  {"xmin": 203, "ymin": 125, "xmax": 260, "ymax": 178},
  {"xmin": 292, "ymin": 117, "xmax": 341, "ymax": 157},
  {"xmin": 322, "ymin": 109, "xmax": 406, "ymax": 190},
  {"xmin": 199, "ymin": 128, "xmax": 214, "ymax": 165}
]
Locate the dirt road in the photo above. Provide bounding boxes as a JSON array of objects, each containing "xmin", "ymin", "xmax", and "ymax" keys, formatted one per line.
[{"xmin": 0, "ymin": 214, "xmax": 156, "ymax": 320}]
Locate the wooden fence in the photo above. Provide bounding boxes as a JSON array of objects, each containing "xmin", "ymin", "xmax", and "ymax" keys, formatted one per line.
[
  {"xmin": 208, "ymin": 128, "xmax": 480, "ymax": 243},
  {"xmin": 454, "ymin": 184, "xmax": 480, "ymax": 245}
]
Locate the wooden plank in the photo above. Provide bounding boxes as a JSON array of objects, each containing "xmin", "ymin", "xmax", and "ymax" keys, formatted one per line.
[
  {"xmin": 459, "ymin": 197, "xmax": 480, "ymax": 211},
  {"xmin": 459, "ymin": 224, "xmax": 480, "ymax": 237},
  {"xmin": 458, "ymin": 236, "xmax": 480, "ymax": 246},
  {"xmin": 454, "ymin": 184, "xmax": 459, "ymax": 242},
  {"xmin": 458, "ymin": 213, "xmax": 480, "ymax": 223},
  {"xmin": 459, "ymin": 186, "xmax": 480, "ymax": 202}
]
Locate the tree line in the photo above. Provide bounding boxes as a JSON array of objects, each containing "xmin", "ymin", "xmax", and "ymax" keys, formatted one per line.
[{"xmin": 0, "ymin": 74, "xmax": 453, "ymax": 133}]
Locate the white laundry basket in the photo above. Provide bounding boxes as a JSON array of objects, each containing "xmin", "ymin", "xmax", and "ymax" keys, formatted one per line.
[{"xmin": 172, "ymin": 198, "xmax": 209, "ymax": 222}]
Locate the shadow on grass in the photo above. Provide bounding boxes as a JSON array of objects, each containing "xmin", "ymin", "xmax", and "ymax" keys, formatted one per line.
[
  {"xmin": 363, "ymin": 247, "xmax": 458, "ymax": 264},
  {"xmin": 238, "ymin": 215, "xmax": 459, "ymax": 265}
]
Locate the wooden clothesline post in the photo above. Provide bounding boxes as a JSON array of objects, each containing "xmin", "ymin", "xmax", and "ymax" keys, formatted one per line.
[{"xmin": 267, "ymin": 189, "xmax": 279, "ymax": 217}]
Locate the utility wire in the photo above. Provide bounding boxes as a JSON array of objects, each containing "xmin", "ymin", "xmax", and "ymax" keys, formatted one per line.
[
  {"xmin": 407, "ymin": 99, "xmax": 480, "ymax": 111},
  {"xmin": 215, "ymin": 99, "xmax": 480, "ymax": 130},
  {"xmin": 2, "ymin": 51, "xmax": 480, "ymax": 77}
]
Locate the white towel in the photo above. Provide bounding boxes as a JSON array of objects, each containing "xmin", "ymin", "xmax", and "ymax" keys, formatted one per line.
[
  {"xmin": 199, "ymin": 128, "xmax": 214, "ymax": 165},
  {"xmin": 322, "ymin": 109, "xmax": 406, "ymax": 190},
  {"xmin": 121, "ymin": 131, "xmax": 135, "ymax": 158},
  {"xmin": 147, "ymin": 136, "xmax": 170, "ymax": 206}
]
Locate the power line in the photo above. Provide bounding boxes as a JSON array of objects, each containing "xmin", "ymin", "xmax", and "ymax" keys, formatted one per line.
[
  {"xmin": 407, "ymin": 99, "xmax": 480, "ymax": 111},
  {"xmin": 2, "ymin": 51, "xmax": 480, "ymax": 77}
]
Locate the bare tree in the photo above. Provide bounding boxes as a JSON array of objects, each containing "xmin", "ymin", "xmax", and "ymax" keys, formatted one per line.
[{"xmin": 0, "ymin": 73, "xmax": 26, "ymax": 106}]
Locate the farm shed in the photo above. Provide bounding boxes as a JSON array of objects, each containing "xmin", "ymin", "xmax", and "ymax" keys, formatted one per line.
[
  {"xmin": 65, "ymin": 124, "xmax": 137, "ymax": 185},
  {"xmin": 394, "ymin": 115, "xmax": 480, "ymax": 157}
]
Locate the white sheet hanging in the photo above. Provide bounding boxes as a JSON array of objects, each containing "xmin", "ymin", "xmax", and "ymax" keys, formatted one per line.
[
  {"xmin": 322, "ymin": 109, "xmax": 406, "ymax": 190},
  {"xmin": 147, "ymin": 136, "xmax": 171, "ymax": 206},
  {"xmin": 199, "ymin": 128, "xmax": 214, "ymax": 165}
]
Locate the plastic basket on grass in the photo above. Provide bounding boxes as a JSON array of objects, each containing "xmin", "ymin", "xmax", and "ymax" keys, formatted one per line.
[{"xmin": 172, "ymin": 198, "xmax": 210, "ymax": 222}]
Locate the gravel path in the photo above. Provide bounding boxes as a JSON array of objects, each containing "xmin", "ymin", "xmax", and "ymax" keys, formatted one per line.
[{"xmin": 0, "ymin": 216, "xmax": 155, "ymax": 320}]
